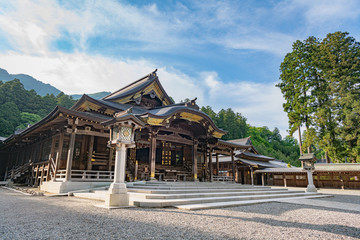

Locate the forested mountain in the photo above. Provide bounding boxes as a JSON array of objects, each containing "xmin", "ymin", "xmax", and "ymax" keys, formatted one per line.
[
  {"xmin": 71, "ymin": 91, "xmax": 111, "ymax": 100},
  {"xmin": 0, "ymin": 68, "xmax": 110, "ymax": 99},
  {"xmin": 201, "ymin": 106, "xmax": 301, "ymax": 166},
  {"xmin": 0, "ymin": 79, "xmax": 75, "ymax": 137},
  {"xmin": 0, "ymin": 68, "xmax": 61, "ymax": 96}
]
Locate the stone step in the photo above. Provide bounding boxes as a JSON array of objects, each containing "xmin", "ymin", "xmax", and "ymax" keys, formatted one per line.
[
  {"xmin": 174, "ymin": 194, "xmax": 333, "ymax": 210},
  {"xmin": 132, "ymin": 192, "xmax": 321, "ymax": 208},
  {"xmin": 130, "ymin": 183, "xmax": 270, "ymax": 190},
  {"xmin": 127, "ymin": 187, "xmax": 277, "ymax": 194},
  {"xmin": 130, "ymin": 190, "xmax": 300, "ymax": 200}
]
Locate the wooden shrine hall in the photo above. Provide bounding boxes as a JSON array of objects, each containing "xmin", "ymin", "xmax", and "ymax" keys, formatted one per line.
[{"xmin": 0, "ymin": 70, "xmax": 251, "ymax": 193}]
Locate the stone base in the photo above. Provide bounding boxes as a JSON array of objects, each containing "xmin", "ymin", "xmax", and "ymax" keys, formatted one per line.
[
  {"xmin": 104, "ymin": 192, "xmax": 129, "ymax": 207},
  {"xmin": 40, "ymin": 181, "xmax": 111, "ymax": 194},
  {"xmin": 306, "ymin": 184, "xmax": 318, "ymax": 193},
  {"xmin": 104, "ymin": 183, "xmax": 129, "ymax": 207}
]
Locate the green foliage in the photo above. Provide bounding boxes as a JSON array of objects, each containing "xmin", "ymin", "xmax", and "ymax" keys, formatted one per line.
[
  {"xmin": 16, "ymin": 112, "xmax": 42, "ymax": 130},
  {"xmin": 0, "ymin": 79, "xmax": 76, "ymax": 137},
  {"xmin": 201, "ymin": 106, "xmax": 248, "ymax": 140},
  {"xmin": 248, "ymin": 126, "xmax": 301, "ymax": 167},
  {"xmin": 278, "ymin": 32, "xmax": 360, "ymax": 163}
]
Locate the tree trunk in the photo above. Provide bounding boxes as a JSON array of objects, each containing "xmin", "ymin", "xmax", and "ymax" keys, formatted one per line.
[
  {"xmin": 298, "ymin": 126, "xmax": 303, "ymax": 155},
  {"xmin": 325, "ymin": 151, "xmax": 330, "ymax": 164},
  {"xmin": 305, "ymin": 124, "xmax": 311, "ymax": 153}
]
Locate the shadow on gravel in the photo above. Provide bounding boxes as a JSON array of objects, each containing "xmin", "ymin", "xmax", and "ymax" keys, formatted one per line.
[{"xmin": 136, "ymin": 206, "xmax": 360, "ymax": 239}]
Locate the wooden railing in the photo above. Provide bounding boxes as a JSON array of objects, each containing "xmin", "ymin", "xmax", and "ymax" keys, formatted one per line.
[
  {"xmin": 55, "ymin": 170, "xmax": 114, "ymax": 182},
  {"xmin": 6, "ymin": 163, "xmax": 31, "ymax": 180},
  {"xmin": 213, "ymin": 175, "xmax": 234, "ymax": 182}
]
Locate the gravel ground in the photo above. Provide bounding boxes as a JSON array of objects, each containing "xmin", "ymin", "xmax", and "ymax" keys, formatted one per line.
[{"xmin": 1, "ymin": 187, "xmax": 359, "ymax": 240}]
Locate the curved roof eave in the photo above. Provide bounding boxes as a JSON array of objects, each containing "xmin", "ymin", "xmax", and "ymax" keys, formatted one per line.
[{"xmin": 140, "ymin": 107, "xmax": 227, "ymax": 135}]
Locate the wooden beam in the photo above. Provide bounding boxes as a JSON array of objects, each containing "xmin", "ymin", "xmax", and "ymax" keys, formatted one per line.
[
  {"xmin": 156, "ymin": 134, "xmax": 193, "ymax": 145},
  {"xmin": 74, "ymin": 129, "xmax": 109, "ymax": 138}
]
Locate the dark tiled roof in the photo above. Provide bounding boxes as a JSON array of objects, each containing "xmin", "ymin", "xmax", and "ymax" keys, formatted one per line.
[{"xmin": 236, "ymin": 151, "xmax": 275, "ymax": 161}]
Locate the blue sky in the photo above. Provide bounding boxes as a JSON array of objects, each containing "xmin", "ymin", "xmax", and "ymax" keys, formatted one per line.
[{"xmin": 0, "ymin": 0, "xmax": 360, "ymax": 138}]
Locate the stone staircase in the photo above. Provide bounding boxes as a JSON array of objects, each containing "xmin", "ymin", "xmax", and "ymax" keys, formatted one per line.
[{"xmin": 72, "ymin": 182, "xmax": 331, "ymax": 210}]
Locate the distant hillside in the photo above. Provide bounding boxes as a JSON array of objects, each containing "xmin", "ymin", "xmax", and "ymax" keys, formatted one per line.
[
  {"xmin": 0, "ymin": 68, "xmax": 61, "ymax": 96},
  {"xmin": 71, "ymin": 91, "xmax": 111, "ymax": 100}
]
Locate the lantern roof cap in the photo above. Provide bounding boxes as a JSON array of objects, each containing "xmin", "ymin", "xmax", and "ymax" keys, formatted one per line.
[{"xmin": 299, "ymin": 153, "xmax": 316, "ymax": 161}]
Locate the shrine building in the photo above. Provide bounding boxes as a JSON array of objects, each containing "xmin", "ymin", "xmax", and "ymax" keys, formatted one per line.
[{"xmin": 0, "ymin": 70, "xmax": 255, "ymax": 193}]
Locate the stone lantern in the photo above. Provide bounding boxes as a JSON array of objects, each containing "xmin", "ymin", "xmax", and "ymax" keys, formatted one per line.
[
  {"xmin": 299, "ymin": 153, "xmax": 317, "ymax": 193},
  {"xmin": 102, "ymin": 109, "xmax": 144, "ymax": 207}
]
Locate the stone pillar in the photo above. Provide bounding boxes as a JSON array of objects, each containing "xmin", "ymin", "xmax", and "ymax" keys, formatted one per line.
[
  {"xmin": 149, "ymin": 132, "xmax": 157, "ymax": 181},
  {"xmin": 65, "ymin": 130, "xmax": 76, "ymax": 181},
  {"xmin": 306, "ymin": 170, "xmax": 317, "ymax": 192},
  {"xmin": 105, "ymin": 143, "xmax": 129, "ymax": 207},
  {"xmin": 192, "ymin": 140, "xmax": 198, "ymax": 181}
]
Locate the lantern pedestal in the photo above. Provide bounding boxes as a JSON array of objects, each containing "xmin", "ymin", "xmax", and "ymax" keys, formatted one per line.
[
  {"xmin": 105, "ymin": 183, "xmax": 129, "ymax": 207},
  {"xmin": 299, "ymin": 153, "xmax": 318, "ymax": 193},
  {"xmin": 100, "ymin": 110, "xmax": 145, "ymax": 208},
  {"xmin": 104, "ymin": 143, "xmax": 129, "ymax": 207},
  {"xmin": 306, "ymin": 170, "xmax": 317, "ymax": 193}
]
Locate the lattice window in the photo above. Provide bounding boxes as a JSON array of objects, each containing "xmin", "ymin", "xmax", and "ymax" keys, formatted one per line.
[{"xmin": 161, "ymin": 141, "xmax": 172, "ymax": 165}]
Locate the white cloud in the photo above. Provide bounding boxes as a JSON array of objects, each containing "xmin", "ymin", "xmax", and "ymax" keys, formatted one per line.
[{"xmin": 200, "ymin": 72, "xmax": 289, "ymax": 136}]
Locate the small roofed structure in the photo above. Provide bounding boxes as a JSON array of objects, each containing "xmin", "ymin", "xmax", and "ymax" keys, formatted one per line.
[
  {"xmin": 210, "ymin": 137, "xmax": 289, "ymax": 185},
  {"xmin": 255, "ymin": 162, "xmax": 360, "ymax": 189}
]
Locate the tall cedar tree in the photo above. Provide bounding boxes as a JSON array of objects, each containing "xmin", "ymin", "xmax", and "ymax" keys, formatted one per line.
[
  {"xmin": 277, "ymin": 37, "xmax": 319, "ymax": 154},
  {"xmin": 278, "ymin": 32, "xmax": 360, "ymax": 163}
]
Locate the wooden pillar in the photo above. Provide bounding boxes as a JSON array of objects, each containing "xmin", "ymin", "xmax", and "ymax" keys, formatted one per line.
[
  {"xmin": 149, "ymin": 132, "xmax": 157, "ymax": 180},
  {"xmin": 231, "ymin": 149, "xmax": 235, "ymax": 182},
  {"xmin": 40, "ymin": 163, "xmax": 45, "ymax": 185},
  {"xmin": 209, "ymin": 147, "xmax": 213, "ymax": 182},
  {"xmin": 250, "ymin": 167, "xmax": 254, "ymax": 185},
  {"xmin": 53, "ymin": 152, "xmax": 60, "ymax": 181},
  {"xmin": 215, "ymin": 153, "xmax": 219, "ymax": 176},
  {"xmin": 192, "ymin": 140, "xmax": 198, "ymax": 181},
  {"xmin": 261, "ymin": 173, "xmax": 265, "ymax": 186},
  {"xmin": 87, "ymin": 135, "xmax": 95, "ymax": 170},
  {"xmin": 203, "ymin": 148, "xmax": 208, "ymax": 181},
  {"xmin": 50, "ymin": 135, "xmax": 57, "ymax": 159},
  {"xmin": 108, "ymin": 147, "xmax": 114, "ymax": 171},
  {"xmin": 134, "ymin": 160, "xmax": 138, "ymax": 180},
  {"xmin": 65, "ymin": 128, "xmax": 76, "ymax": 181}
]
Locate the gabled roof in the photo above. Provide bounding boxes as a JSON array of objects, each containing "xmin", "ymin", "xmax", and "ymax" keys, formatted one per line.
[
  {"xmin": 228, "ymin": 137, "xmax": 252, "ymax": 145},
  {"xmin": 71, "ymin": 94, "xmax": 147, "ymax": 115},
  {"xmin": 236, "ymin": 151, "xmax": 275, "ymax": 162},
  {"xmin": 102, "ymin": 70, "xmax": 174, "ymax": 106}
]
